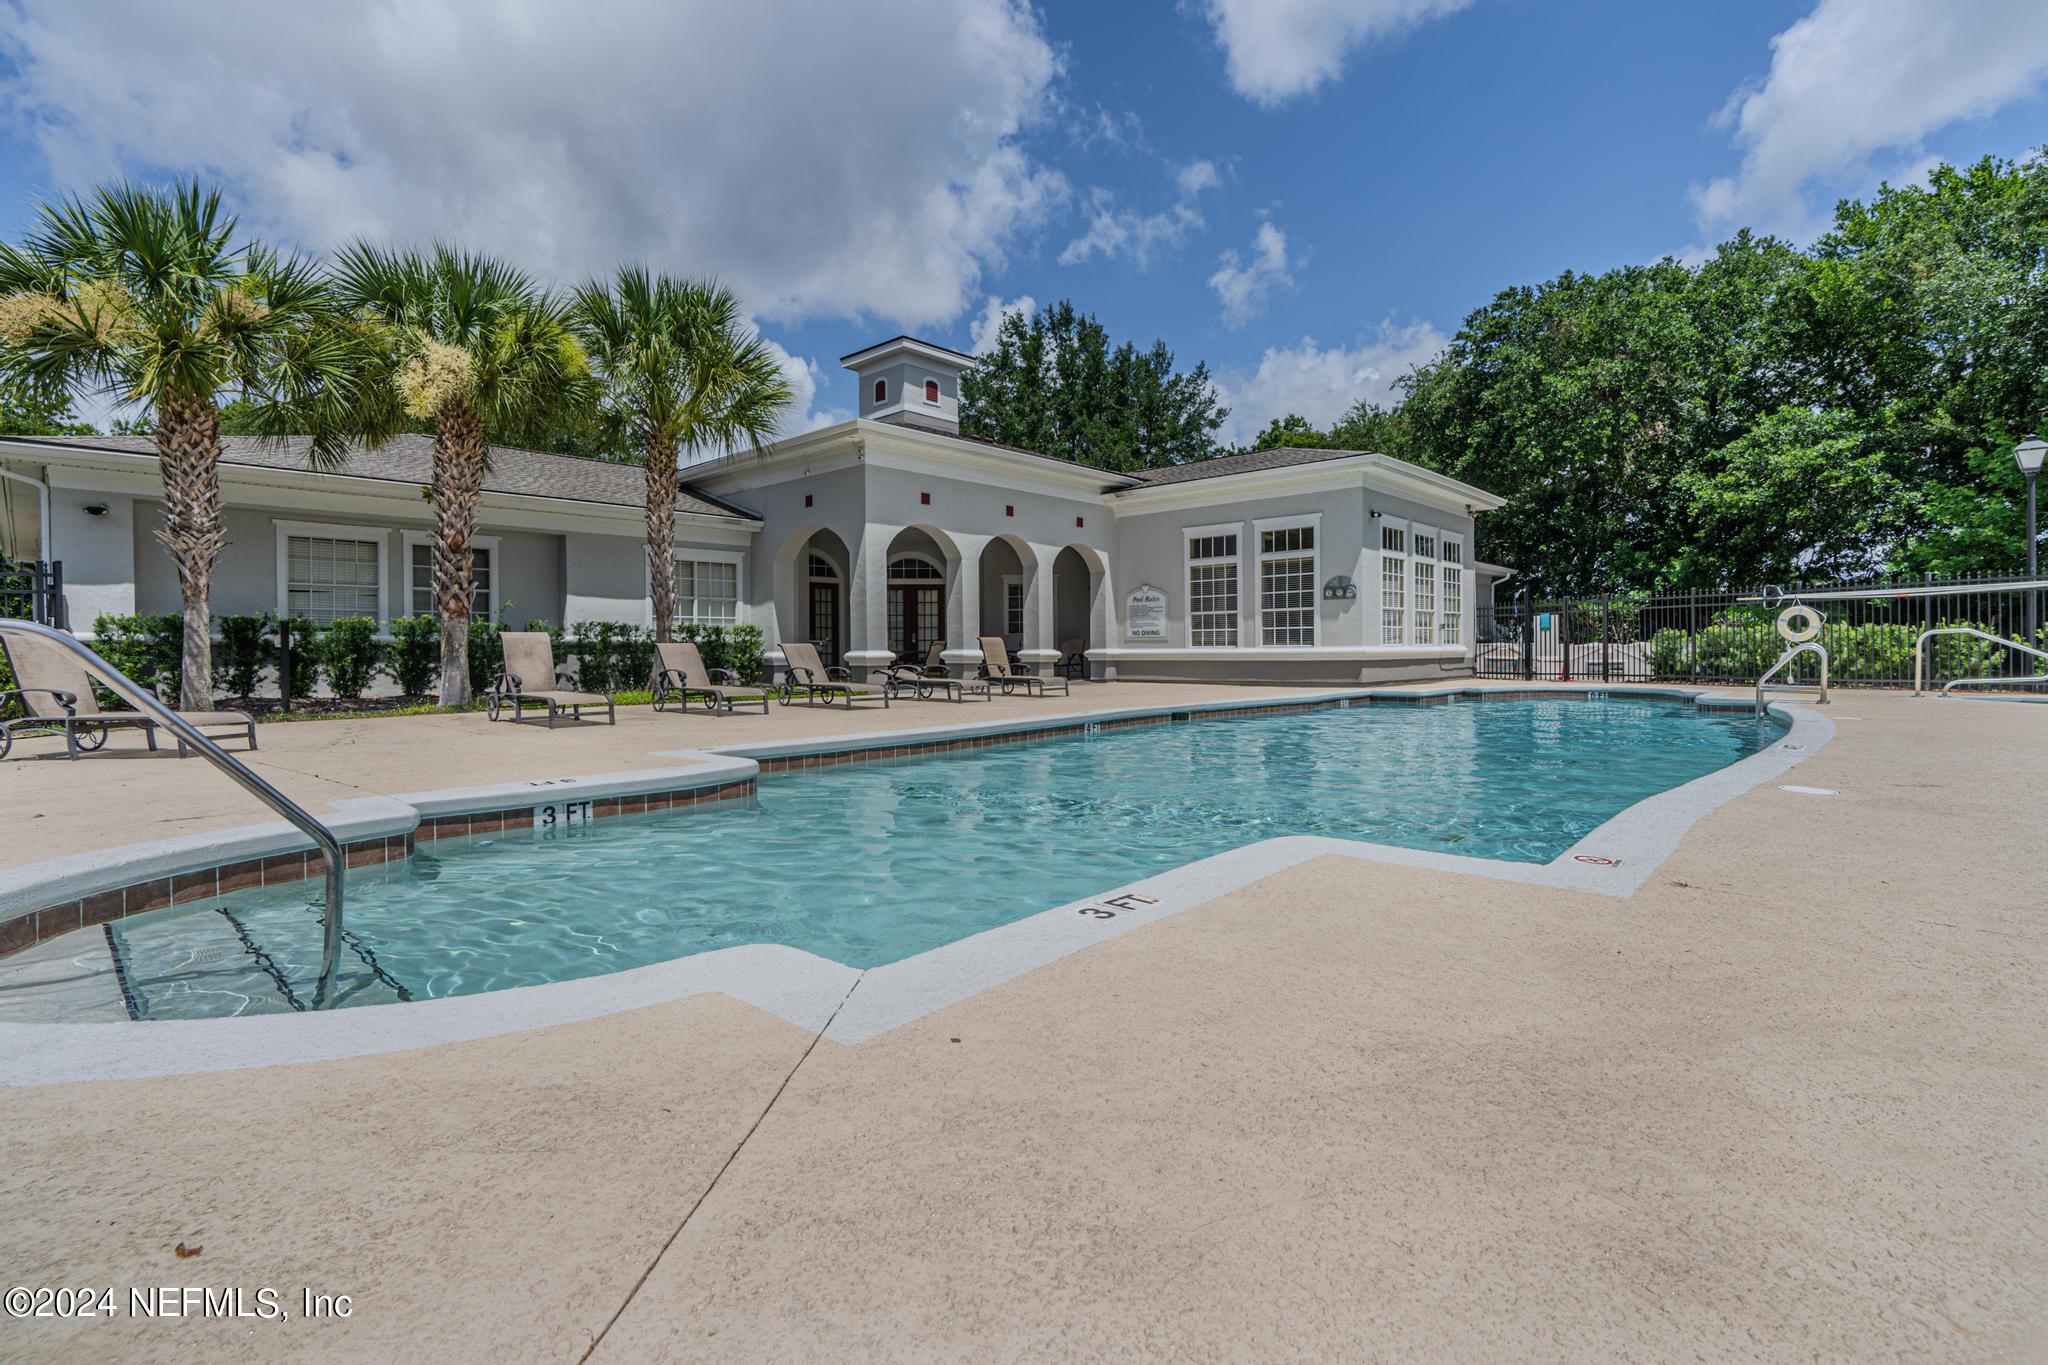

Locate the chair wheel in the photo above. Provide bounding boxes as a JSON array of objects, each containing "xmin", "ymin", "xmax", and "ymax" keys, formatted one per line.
[
  {"xmin": 485, "ymin": 695, "xmax": 502, "ymax": 721},
  {"xmin": 76, "ymin": 726, "xmax": 109, "ymax": 752},
  {"xmin": 0, "ymin": 729, "xmax": 10, "ymax": 761}
]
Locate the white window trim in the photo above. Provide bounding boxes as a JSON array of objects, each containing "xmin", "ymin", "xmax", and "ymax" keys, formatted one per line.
[
  {"xmin": 1182, "ymin": 521, "xmax": 1246, "ymax": 649},
  {"xmin": 1254, "ymin": 513, "xmax": 1321, "ymax": 647},
  {"xmin": 886, "ymin": 550, "xmax": 946, "ymax": 583},
  {"xmin": 274, "ymin": 519, "xmax": 389, "ymax": 627},
  {"xmin": 654, "ymin": 544, "xmax": 747, "ymax": 628},
  {"xmin": 1378, "ymin": 515, "xmax": 1410, "ymax": 645},
  {"xmin": 401, "ymin": 529, "xmax": 501, "ymax": 621}
]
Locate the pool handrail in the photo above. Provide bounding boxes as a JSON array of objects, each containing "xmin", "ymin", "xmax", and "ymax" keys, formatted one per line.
[
  {"xmin": 1913, "ymin": 626, "xmax": 2048, "ymax": 698},
  {"xmin": 1755, "ymin": 640, "xmax": 1829, "ymax": 718},
  {"xmin": 0, "ymin": 618, "xmax": 345, "ymax": 1007}
]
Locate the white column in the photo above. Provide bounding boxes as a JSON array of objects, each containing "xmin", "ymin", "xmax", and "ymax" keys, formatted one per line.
[
  {"xmin": 942, "ymin": 534, "xmax": 986, "ymax": 674},
  {"xmin": 1017, "ymin": 543, "xmax": 1061, "ymax": 673},
  {"xmin": 844, "ymin": 523, "xmax": 896, "ymax": 681}
]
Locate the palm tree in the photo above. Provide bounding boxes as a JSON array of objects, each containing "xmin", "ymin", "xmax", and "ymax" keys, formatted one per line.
[
  {"xmin": 332, "ymin": 245, "xmax": 588, "ymax": 704},
  {"xmin": 572, "ymin": 270, "xmax": 791, "ymax": 641},
  {"xmin": 0, "ymin": 182, "xmax": 369, "ymax": 708}
]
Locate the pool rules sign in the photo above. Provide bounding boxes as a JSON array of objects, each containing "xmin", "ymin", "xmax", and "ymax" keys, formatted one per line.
[{"xmin": 1125, "ymin": 585, "xmax": 1167, "ymax": 640}]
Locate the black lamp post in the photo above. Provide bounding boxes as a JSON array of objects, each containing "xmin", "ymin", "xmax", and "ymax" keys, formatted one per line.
[{"xmin": 2018, "ymin": 433, "xmax": 2045, "ymax": 639}]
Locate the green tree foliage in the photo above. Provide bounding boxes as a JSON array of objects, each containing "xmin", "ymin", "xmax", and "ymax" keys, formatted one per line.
[
  {"xmin": 0, "ymin": 373, "xmax": 94, "ymax": 435},
  {"xmin": 1395, "ymin": 154, "xmax": 2048, "ymax": 592},
  {"xmin": 961, "ymin": 300, "xmax": 1227, "ymax": 471}
]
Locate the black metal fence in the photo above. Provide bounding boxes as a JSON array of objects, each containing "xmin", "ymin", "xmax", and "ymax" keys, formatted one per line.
[
  {"xmin": 1475, "ymin": 571, "xmax": 2048, "ymax": 688},
  {"xmin": 0, "ymin": 558, "xmax": 65, "ymax": 628}
]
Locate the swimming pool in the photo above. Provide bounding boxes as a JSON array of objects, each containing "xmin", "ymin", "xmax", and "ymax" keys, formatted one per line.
[{"xmin": 100, "ymin": 695, "xmax": 1776, "ymax": 1018}]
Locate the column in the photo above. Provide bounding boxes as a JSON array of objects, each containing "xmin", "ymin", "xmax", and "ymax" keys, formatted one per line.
[
  {"xmin": 941, "ymin": 534, "xmax": 985, "ymax": 676},
  {"xmin": 844, "ymin": 523, "xmax": 896, "ymax": 681},
  {"xmin": 1016, "ymin": 543, "xmax": 1061, "ymax": 674}
]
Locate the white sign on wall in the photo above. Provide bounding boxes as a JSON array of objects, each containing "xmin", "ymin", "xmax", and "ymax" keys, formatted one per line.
[{"xmin": 1125, "ymin": 585, "xmax": 1168, "ymax": 640}]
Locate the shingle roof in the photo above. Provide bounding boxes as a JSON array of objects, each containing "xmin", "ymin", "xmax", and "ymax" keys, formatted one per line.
[
  {"xmin": 1122, "ymin": 446, "xmax": 1370, "ymax": 486},
  {"xmin": 4, "ymin": 433, "xmax": 758, "ymax": 522}
]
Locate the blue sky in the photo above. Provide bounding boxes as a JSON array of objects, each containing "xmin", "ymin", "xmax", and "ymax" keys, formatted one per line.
[{"xmin": 3, "ymin": 0, "xmax": 2046, "ymax": 443}]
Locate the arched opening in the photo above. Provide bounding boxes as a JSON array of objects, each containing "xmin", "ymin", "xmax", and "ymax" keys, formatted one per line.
[
  {"xmin": 884, "ymin": 527, "xmax": 949, "ymax": 663},
  {"xmin": 923, "ymin": 378, "xmax": 940, "ymax": 404},
  {"xmin": 977, "ymin": 535, "xmax": 1029, "ymax": 656},
  {"xmin": 798, "ymin": 528, "xmax": 851, "ymax": 667},
  {"xmin": 873, "ymin": 377, "xmax": 888, "ymax": 404},
  {"xmin": 1054, "ymin": 544, "xmax": 1106, "ymax": 680}
]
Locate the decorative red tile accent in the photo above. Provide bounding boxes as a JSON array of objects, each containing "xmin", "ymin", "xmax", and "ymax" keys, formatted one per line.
[
  {"xmin": 804, "ymin": 493, "xmax": 813, "ymax": 507},
  {"xmin": 79, "ymin": 888, "xmax": 126, "ymax": 927},
  {"xmin": 920, "ymin": 492, "xmax": 931, "ymax": 505},
  {"xmin": 217, "ymin": 859, "xmax": 265, "ymax": 895},
  {"xmin": 126, "ymin": 878, "xmax": 172, "ymax": 915},
  {"xmin": 261, "ymin": 851, "xmax": 307, "ymax": 885},
  {"xmin": 170, "ymin": 868, "xmax": 218, "ymax": 904},
  {"xmin": 1005, "ymin": 504, "xmax": 1014, "ymax": 517},
  {"xmin": 0, "ymin": 915, "xmax": 34, "ymax": 957},
  {"xmin": 1075, "ymin": 516, "xmax": 1084, "ymax": 528},
  {"xmin": 37, "ymin": 901, "xmax": 81, "ymax": 941}
]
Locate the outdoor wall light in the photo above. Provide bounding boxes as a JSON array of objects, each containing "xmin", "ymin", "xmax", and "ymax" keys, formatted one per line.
[
  {"xmin": 82, "ymin": 503, "xmax": 109, "ymax": 517},
  {"xmin": 1323, "ymin": 575, "xmax": 1359, "ymax": 600}
]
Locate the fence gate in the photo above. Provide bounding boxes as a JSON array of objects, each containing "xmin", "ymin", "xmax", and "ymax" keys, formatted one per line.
[
  {"xmin": 1474, "ymin": 573, "xmax": 2048, "ymax": 688},
  {"xmin": 0, "ymin": 558, "xmax": 65, "ymax": 628}
]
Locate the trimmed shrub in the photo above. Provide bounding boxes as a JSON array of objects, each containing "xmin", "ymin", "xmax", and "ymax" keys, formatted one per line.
[
  {"xmin": 680, "ymin": 621, "xmax": 765, "ymax": 684},
  {"xmin": 213, "ymin": 612, "xmax": 273, "ymax": 701},
  {"xmin": 387, "ymin": 615, "xmax": 440, "ymax": 698},
  {"xmin": 317, "ymin": 616, "xmax": 384, "ymax": 699},
  {"xmin": 566, "ymin": 619, "xmax": 652, "ymax": 693},
  {"xmin": 281, "ymin": 617, "xmax": 322, "ymax": 699},
  {"xmin": 91, "ymin": 613, "xmax": 183, "ymax": 695}
]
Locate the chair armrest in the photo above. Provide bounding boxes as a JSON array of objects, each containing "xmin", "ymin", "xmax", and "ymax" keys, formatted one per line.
[
  {"xmin": 556, "ymin": 671, "xmax": 578, "ymax": 688},
  {"xmin": 2, "ymin": 686, "xmax": 79, "ymax": 714},
  {"xmin": 710, "ymin": 668, "xmax": 742, "ymax": 687},
  {"xmin": 826, "ymin": 666, "xmax": 854, "ymax": 681},
  {"xmin": 500, "ymin": 671, "xmax": 523, "ymax": 694},
  {"xmin": 788, "ymin": 666, "xmax": 816, "ymax": 684}
]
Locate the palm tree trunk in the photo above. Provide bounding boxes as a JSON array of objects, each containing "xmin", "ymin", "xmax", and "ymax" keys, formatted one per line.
[
  {"xmin": 153, "ymin": 392, "xmax": 224, "ymax": 711},
  {"xmin": 432, "ymin": 406, "xmax": 487, "ymax": 706},
  {"xmin": 645, "ymin": 433, "xmax": 680, "ymax": 642}
]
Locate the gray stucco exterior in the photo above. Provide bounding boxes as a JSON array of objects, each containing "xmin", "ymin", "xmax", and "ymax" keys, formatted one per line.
[{"xmin": 1, "ymin": 336, "xmax": 1504, "ymax": 687}]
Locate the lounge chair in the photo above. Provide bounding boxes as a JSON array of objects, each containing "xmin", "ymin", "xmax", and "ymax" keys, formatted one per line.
[
  {"xmin": 918, "ymin": 640, "xmax": 949, "ymax": 675},
  {"xmin": 0, "ymin": 628, "xmax": 256, "ymax": 760},
  {"xmin": 650, "ymin": 640, "xmax": 767, "ymax": 715},
  {"xmin": 978, "ymin": 636, "xmax": 1070, "ymax": 697},
  {"xmin": 486, "ymin": 631, "xmax": 614, "ymax": 727},
  {"xmin": 880, "ymin": 657, "xmax": 990, "ymax": 702},
  {"xmin": 1056, "ymin": 637, "xmax": 1090, "ymax": 681},
  {"xmin": 778, "ymin": 641, "xmax": 890, "ymax": 708}
]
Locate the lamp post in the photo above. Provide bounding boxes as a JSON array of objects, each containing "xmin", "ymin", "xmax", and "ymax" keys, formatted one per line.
[{"xmin": 2017, "ymin": 433, "xmax": 2046, "ymax": 639}]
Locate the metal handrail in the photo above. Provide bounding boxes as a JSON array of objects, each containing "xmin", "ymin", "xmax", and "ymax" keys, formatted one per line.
[
  {"xmin": 1755, "ymin": 641, "xmax": 1829, "ymax": 718},
  {"xmin": 1, "ymin": 619, "xmax": 345, "ymax": 1007},
  {"xmin": 1913, "ymin": 626, "xmax": 2048, "ymax": 698}
]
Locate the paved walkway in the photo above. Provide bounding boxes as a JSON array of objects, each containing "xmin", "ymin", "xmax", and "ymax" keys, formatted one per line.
[{"xmin": 3, "ymin": 686, "xmax": 2043, "ymax": 1360}]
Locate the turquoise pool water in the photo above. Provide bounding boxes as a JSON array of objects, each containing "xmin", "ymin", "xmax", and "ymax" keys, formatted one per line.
[{"xmin": 105, "ymin": 696, "xmax": 1775, "ymax": 1018}]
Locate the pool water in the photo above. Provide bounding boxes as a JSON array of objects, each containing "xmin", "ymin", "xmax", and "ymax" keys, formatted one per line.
[{"xmin": 107, "ymin": 697, "xmax": 1775, "ymax": 1018}]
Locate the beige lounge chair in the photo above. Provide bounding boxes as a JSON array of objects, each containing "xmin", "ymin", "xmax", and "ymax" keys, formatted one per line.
[
  {"xmin": 978, "ymin": 636, "xmax": 1070, "ymax": 696},
  {"xmin": 0, "ymin": 628, "xmax": 256, "ymax": 760},
  {"xmin": 487, "ymin": 631, "xmax": 614, "ymax": 727},
  {"xmin": 778, "ymin": 641, "xmax": 890, "ymax": 708},
  {"xmin": 650, "ymin": 640, "xmax": 767, "ymax": 715}
]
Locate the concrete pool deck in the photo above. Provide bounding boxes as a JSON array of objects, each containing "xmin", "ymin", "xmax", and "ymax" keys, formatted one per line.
[{"xmin": 1, "ymin": 683, "xmax": 2042, "ymax": 1359}]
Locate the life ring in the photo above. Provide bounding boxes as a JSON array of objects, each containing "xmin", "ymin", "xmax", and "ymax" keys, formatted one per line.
[{"xmin": 1776, "ymin": 603, "xmax": 1823, "ymax": 644}]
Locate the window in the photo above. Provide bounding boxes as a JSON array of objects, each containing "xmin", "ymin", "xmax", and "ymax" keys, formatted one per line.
[
  {"xmin": 1003, "ymin": 576, "xmax": 1024, "ymax": 636},
  {"xmin": 1379, "ymin": 521, "xmax": 1406, "ymax": 644},
  {"xmin": 924, "ymin": 378, "xmax": 940, "ymax": 404},
  {"xmin": 409, "ymin": 541, "xmax": 492, "ymax": 619},
  {"xmin": 873, "ymin": 378, "xmax": 887, "ymax": 404},
  {"xmin": 675, "ymin": 557, "xmax": 739, "ymax": 625},
  {"xmin": 1412, "ymin": 559, "xmax": 1436, "ymax": 644},
  {"xmin": 887, "ymin": 555, "xmax": 944, "ymax": 581},
  {"xmin": 806, "ymin": 552, "xmax": 838, "ymax": 580},
  {"xmin": 1257, "ymin": 520, "xmax": 1317, "ymax": 646},
  {"xmin": 1186, "ymin": 530, "xmax": 1239, "ymax": 647},
  {"xmin": 286, "ymin": 533, "xmax": 380, "ymax": 624},
  {"xmin": 1439, "ymin": 537, "xmax": 1464, "ymax": 643}
]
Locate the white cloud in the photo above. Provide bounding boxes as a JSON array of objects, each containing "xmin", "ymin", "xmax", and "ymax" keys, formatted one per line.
[
  {"xmin": 1207, "ymin": 221, "xmax": 1293, "ymax": 327},
  {"xmin": 1693, "ymin": 0, "xmax": 2048, "ymax": 235},
  {"xmin": 969, "ymin": 293, "xmax": 1037, "ymax": 354},
  {"xmin": 0, "ymin": 0, "xmax": 1066, "ymax": 330},
  {"xmin": 1058, "ymin": 158, "xmax": 1223, "ymax": 268},
  {"xmin": 1175, "ymin": 158, "xmax": 1223, "ymax": 197},
  {"xmin": 1201, "ymin": 0, "xmax": 1474, "ymax": 106},
  {"xmin": 1215, "ymin": 322, "xmax": 1445, "ymax": 445}
]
